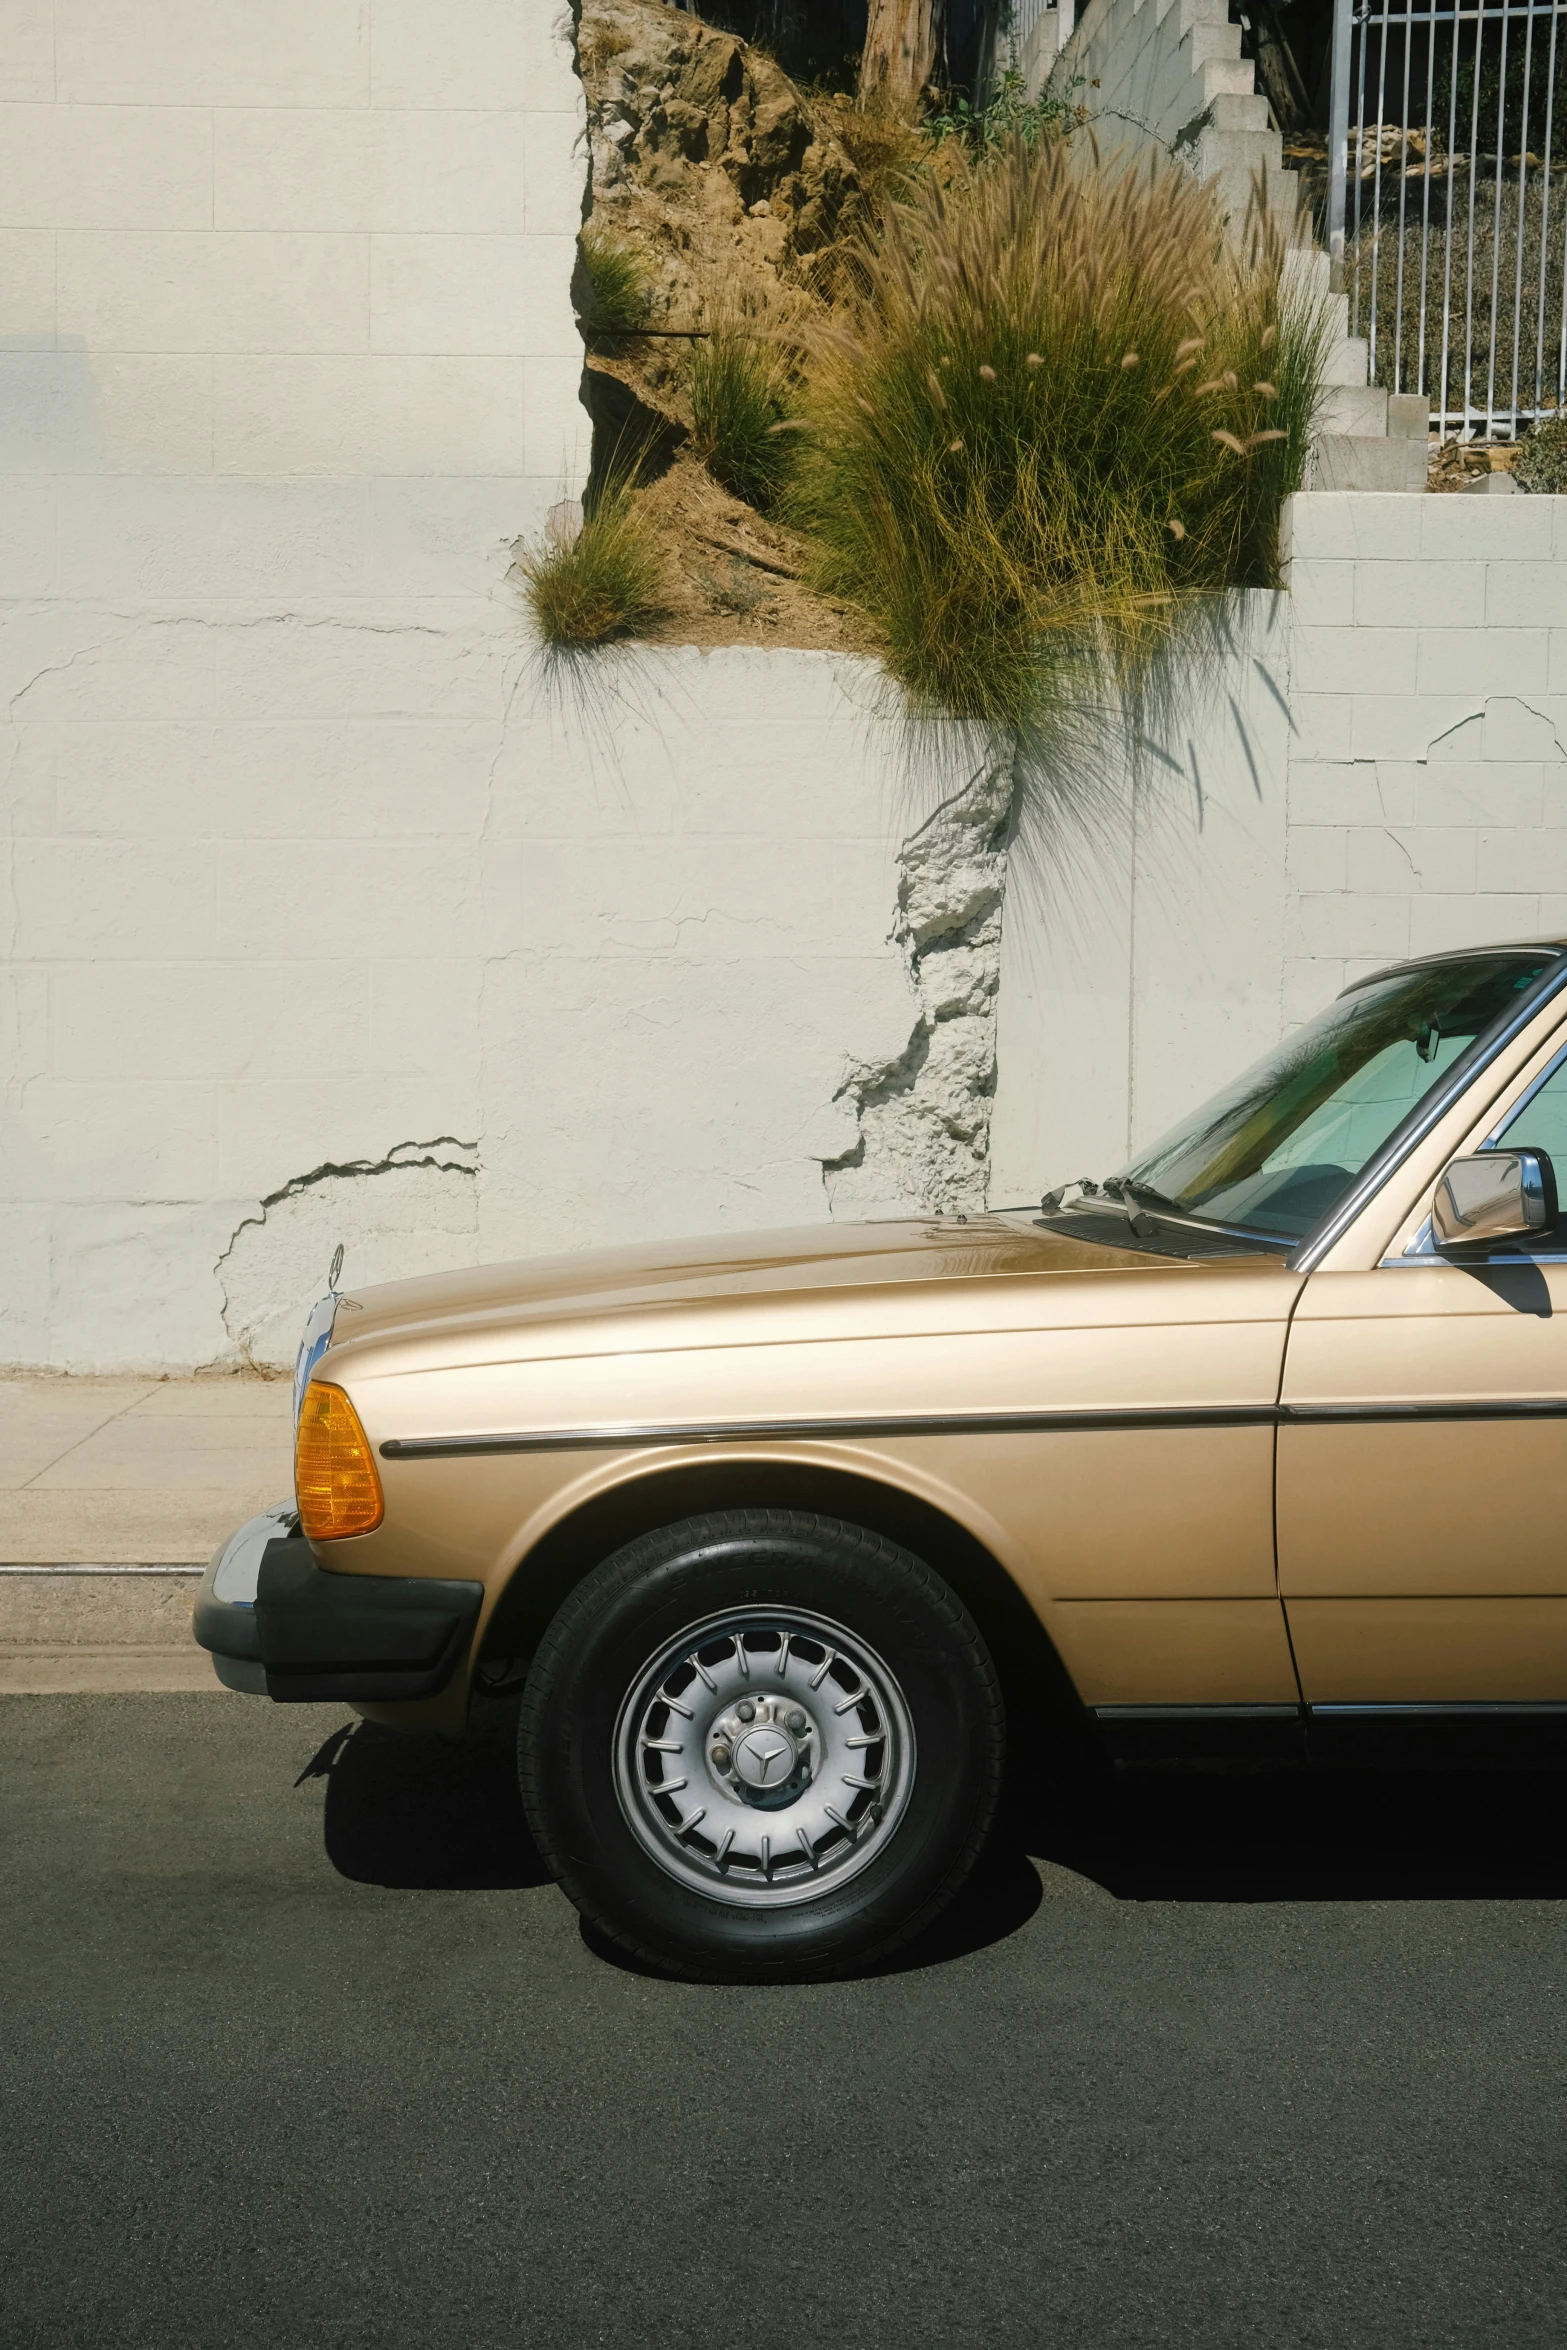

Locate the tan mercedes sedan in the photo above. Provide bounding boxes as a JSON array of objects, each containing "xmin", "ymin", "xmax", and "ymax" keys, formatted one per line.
[{"xmin": 197, "ymin": 941, "xmax": 1567, "ymax": 1975}]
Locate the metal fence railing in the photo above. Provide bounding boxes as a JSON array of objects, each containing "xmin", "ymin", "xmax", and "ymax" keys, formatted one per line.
[{"xmin": 1328, "ymin": 0, "xmax": 1567, "ymax": 439}]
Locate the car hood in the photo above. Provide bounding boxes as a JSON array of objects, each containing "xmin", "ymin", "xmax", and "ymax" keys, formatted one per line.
[{"xmin": 327, "ymin": 1213, "xmax": 1244, "ymax": 1369}]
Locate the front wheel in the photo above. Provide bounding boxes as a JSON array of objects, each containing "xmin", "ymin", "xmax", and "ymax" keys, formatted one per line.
[{"xmin": 517, "ymin": 1509, "xmax": 1004, "ymax": 1980}]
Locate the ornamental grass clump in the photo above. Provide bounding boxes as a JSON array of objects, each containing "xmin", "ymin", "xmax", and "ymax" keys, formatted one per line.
[
  {"xmin": 788, "ymin": 135, "xmax": 1329, "ymax": 730},
  {"xmin": 578, "ymin": 227, "xmax": 650, "ymax": 332},
  {"xmin": 689, "ymin": 312, "xmax": 800, "ymax": 510},
  {"xmin": 520, "ymin": 477, "xmax": 665, "ymax": 647}
]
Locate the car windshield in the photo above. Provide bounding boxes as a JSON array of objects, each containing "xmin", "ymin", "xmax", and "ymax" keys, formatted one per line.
[{"xmin": 1111, "ymin": 950, "xmax": 1559, "ymax": 1242}]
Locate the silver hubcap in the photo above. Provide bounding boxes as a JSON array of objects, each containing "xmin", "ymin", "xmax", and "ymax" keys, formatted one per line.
[{"xmin": 613, "ymin": 1606, "xmax": 916, "ymax": 1910}]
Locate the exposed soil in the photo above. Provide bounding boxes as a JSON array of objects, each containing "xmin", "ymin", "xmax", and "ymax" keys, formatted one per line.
[{"xmin": 631, "ymin": 452, "xmax": 882, "ymax": 653}]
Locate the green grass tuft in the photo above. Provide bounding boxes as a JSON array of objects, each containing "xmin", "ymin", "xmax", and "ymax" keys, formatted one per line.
[
  {"xmin": 578, "ymin": 228, "xmax": 650, "ymax": 332},
  {"xmin": 519, "ymin": 479, "xmax": 665, "ymax": 647},
  {"xmin": 689, "ymin": 321, "xmax": 799, "ymax": 509},
  {"xmin": 786, "ymin": 136, "xmax": 1328, "ymax": 731}
]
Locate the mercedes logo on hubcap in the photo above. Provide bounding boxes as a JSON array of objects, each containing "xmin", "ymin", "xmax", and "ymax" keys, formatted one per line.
[{"xmin": 733, "ymin": 1727, "xmax": 793, "ymax": 1789}]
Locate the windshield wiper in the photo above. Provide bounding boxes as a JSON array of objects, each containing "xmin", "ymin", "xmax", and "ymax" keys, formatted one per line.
[{"xmin": 1099, "ymin": 1175, "xmax": 1190, "ymax": 1218}]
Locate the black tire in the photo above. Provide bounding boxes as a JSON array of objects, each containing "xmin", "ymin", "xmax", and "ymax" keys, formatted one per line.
[{"xmin": 517, "ymin": 1508, "xmax": 1004, "ymax": 1981}]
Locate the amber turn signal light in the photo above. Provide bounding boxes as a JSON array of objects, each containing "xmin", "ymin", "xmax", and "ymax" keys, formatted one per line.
[{"xmin": 295, "ymin": 1381, "xmax": 384, "ymax": 1541}]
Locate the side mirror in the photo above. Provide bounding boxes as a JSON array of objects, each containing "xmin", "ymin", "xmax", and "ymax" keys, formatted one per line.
[{"xmin": 1431, "ymin": 1149, "xmax": 1557, "ymax": 1248}]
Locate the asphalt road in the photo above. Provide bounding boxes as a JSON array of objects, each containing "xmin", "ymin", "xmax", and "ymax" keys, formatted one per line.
[{"xmin": 3, "ymin": 1694, "xmax": 1566, "ymax": 2349}]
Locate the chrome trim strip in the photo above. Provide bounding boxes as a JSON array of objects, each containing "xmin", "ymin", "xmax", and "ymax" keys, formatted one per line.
[
  {"xmin": 379, "ymin": 1404, "xmax": 1279, "ymax": 1459},
  {"xmin": 1310, "ymin": 1702, "xmax": 1567, "ymax": 1717},
  {"xmin": 381, "ymin": 1396, "xmax": 1567, "ymax": 1458},
  {"xmin": 1094, "ymin": 1704, "xmax": 1301, "ymax": 1720},
  {"xmin": 1290, "ymin": 951, "xmax": 1567, "ymax": 1275}
]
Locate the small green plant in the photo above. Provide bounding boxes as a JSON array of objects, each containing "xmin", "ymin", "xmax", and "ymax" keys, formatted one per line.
[
  {"xmin": 578, "ymin": 228, "xmax": 650, "ymax": 332},
  {"xmin": 689, "ymin": 320, "xmax": 799, "ymax": 509},
  {"xmin": 788, "ymin": 136, "xmax": 1327, "ymax": 730},
  {"xmin": 1515, "ymin": 411, "xmax": 1567, "ymax": 494},
  {"xmin": 923, "ymin": 66, "xmax": 1078, "ymax": 156},
  {"xmin": 519, "ymin": 478, "xmax": 665, "ymax": 646}
]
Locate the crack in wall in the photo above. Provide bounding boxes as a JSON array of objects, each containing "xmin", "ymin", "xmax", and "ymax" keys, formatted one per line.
[
  {"xmin": 821, "ymin": 756, "xmax": 1015, "ymax": 1218},
  {"xmin": 214, "ymin": 1139, "xmax": 480, "ymax": 1366}
]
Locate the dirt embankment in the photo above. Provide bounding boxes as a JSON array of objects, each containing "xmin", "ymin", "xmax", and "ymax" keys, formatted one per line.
[{"xmin": 573, "ymin": 0, "xmax": 890, "ymax": 652}]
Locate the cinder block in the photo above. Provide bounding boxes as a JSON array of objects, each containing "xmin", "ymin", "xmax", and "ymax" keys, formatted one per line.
[
  {"xmin": 369, "ymin": 959, "xmax": 483, "ymax": 1079},
  {"xmin": 524, "ymin": 114, "xmax": 587, "ymax": 237},
  {"xmin": 1407, "ymin": 892, "xmax": 1542, "ymax": 955},
  {"xmin": 1285, "ymin": 557, "xmax": 1356, "ymax": 628},
  {"xmin": 1282, "ymin": 957, "xmax": 1343, "ymax": 1024},
  {"xmin": 1286, "ymin": 826, "xmax": 1349, "ymax": 892},
  {"xmin": 1347, "ymin": 824, "xmax": 1476, "ymax": 894},
  {"xmin": 218, "ymin": 109, "xmax": 532, "ymax": 236},
  {"xmin": 1290, "ymin": 890, "xmax": 1411, "ymax": 960},
  {"xmin": 0, "ymin": 104, "xmax": 213, "ymax": 230},
  {"xmin": 50, "ymin": 962, "xmax": 371, "ymax": 1081},
  {"xmin": 10, "ymin": 840, "xmax": 218, "ymax": 958},
  {"xmin": 1477, "ymin": 830, "xmax": 1567, "ymax": 894},
  {"xmin": 0, "ymin": 477, "xmax": 55, "ymax": 596},
  {"xmin": 1294, "ymin": 627, "xmax": 1418, "ymax": 696},
  {"xmin": 1312, "ymin": 436, "xmax": 1426, "ymax": 493},
  {"xmin": 1386, "ymin": 394, "xmax": 1430, "ymax": 440},
  {"xmin": 53, "ymin": 0, "xmax": 371, "ymax": 107},
  {"xmin": 1285, "ymin": 492, "xmax": 1424, "ymax": 561},
  {"xmin": 1421, "ymin": 496, "xmax": 1555, "ymax": 558},
  {"xmin": 1289, "ymin": 694, "xmax": 1354, "ymax": 759},
  {"xmin": 1416, "ymin": 760, "xmax": 1545, "ymax": 828},
  {"xmin": 1354, "ymin": 557, "xmax": 1486, "ymax": 628},
  {"xmin": 216, "ymin": 839, "xmax": 477, "ymax": 958},
  {"xmin": 0, "ymin": 7, "xmax": 54, "ymax": 101},
  {"xmin": 1350, "ymin": 695, "xmax": 1479, "ymax": 763},
  {"xmin": 370, "ymin": 233, "xmax": 575, "ymax": 357},
  {"xmin": 215, "ymin": 1076, "xmax": 482, "ymax": 1200},
  {"xmin": 55, "ymin": 477, "xmax": 370, "ymax": 600},
  {"xmin": 1415, "ymin": 629, "xmax": 1548, "ymax": 698},
  {"xmin": 1322, "ymin": 336, "xmax": 1370, "ymax": 387},
  {"xmin": 1318, "ymin": 385, "xmax": 1389, "ymax": 437},
  {"xmin": 211, "ymin": 354, "xmax": 538, "ymax": 475},
  {"xmin": 371, "ymin": 0, "xmax": 569, "ymax": 110},
  {"xmin": 1287, "ymin": 761, "xmax": 1393, "ymax": 825},
  {"xmin": 0, "ymin": 227, "xmax": 57, "ymax": 345},
  {"xmin": 5, "ymin": 1079, "xmax": 220, "ymax": 1200},
  {"xmin": 56, "ymin": 231, "xmax": 370, "ymax": 355},
  {"xmin": 92, "ymin": 355, "xmax": 216, "ymax": 475}
]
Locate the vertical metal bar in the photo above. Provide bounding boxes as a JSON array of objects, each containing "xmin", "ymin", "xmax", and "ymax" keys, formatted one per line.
[
  {"xmin": 1417, "ymin": 0, "xmax": 1438, "ymax": 397},
  {"xmin": 1369, "ymin": 0, "xmax": 1392, "ymax": 380},
  {"xmin": 1508, "ymin": 1, "xmax": 1536, "ymax": 430},
  {"xmin": 1464, "ymin": 2, "xmax": 1485, "ymax": 431},
  {"xmin": 1329, "ymin": 0, "xmax": 1355, "ymax": 279},
  {"xmin": 1485, "ymin": 2, "xmax": 1511, "ymax": 435},
  {"xmin": 1534, "ymin": 4, "xmax": 1559, "ymax": 424},
  {"xmin": 1354, "ymin": 0, "xmax": 1371, "ymax": 336},
  {"xmin": 1439, "ymin": 1, "xmax": 1465, "ymax": 431},
  {"xmin": 1395, "ymin": 0, "xmax": 1415, "ymax": 389}
]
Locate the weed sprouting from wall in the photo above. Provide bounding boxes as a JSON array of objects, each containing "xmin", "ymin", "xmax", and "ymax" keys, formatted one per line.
[
  {"xmin": 520, "ymin": 475, "xmax": 666, "ymax": 647},
  {"xmin": 788, "ymin": 135, "xmax": 1328, "ymax": 768},
  {"xmin": 578, "ymin": 227, "xmax": 651, "ymax": 331}
]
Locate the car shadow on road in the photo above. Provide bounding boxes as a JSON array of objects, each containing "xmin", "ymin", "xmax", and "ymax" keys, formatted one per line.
[
  {"xmin": 319, "ymin": 1698, "xmax": 551, "ymax": 1892},
  {"xmin": 1018, "ymin": 1729, "xmax": 1567, "ymax": 1904},
  {"xmin": 314, "ymin": 1703, "xmax": 1567, "ymax": 1970}
]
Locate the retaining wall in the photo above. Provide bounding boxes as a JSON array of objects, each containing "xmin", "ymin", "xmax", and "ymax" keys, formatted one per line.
[{"xmin": 5, "ymin": 5, "xmax": 1567, "ymax": 1371}]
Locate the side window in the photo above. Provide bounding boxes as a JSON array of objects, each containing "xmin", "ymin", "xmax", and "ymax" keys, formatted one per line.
[{"xmin": 1495, "ymin": 1053, "xmax": 1567, "ymax": 1166}]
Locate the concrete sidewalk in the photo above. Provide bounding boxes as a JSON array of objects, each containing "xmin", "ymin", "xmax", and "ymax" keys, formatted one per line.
[{"xmin": 1, "ymin": 1375, "xmax": 293, "ymax": 1693}]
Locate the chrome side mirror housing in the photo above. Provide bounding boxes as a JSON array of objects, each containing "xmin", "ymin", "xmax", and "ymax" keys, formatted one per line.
[{"xmin": 1431, "ymin": 1149, "xmax": 1558, "ymax": 1248}]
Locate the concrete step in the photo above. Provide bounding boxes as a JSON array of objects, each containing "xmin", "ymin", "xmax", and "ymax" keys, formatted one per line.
[
  {"xmin": 1319, "ymin": 382, "xmax": 1389, "ymax": 435},
  {"xmin": 1207, "ymin": 91, "xmax": 1271, "ymax": 134},
  {"xmin": 1313, "ymin": 435, "xmax": 1428, "ymax": 491},
  {"xmin": 1199, "ymin": 53, "xmax": 1259, "ymax": 99},
  {"xmin": 1211, "ymin": 161, "xmax": 1298, "ymax": 227},
  {"xmin": 1323, "ymin": 335, "xmax": 1370, "ymax": 387}
]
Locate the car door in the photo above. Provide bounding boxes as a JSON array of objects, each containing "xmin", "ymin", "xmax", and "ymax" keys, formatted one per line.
[{"xmin": 1278, "ymin": 1027, "xmax": 1567, "ymax": 1707}]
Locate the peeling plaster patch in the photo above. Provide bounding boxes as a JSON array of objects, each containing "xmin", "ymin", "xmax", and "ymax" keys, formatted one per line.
[
  {"xmin": 215, "ymin": 1140, "xmax": 480, "ymax": 1370},
  {"xmin": 822, "ymin": 758, "xmax": 1014, "ymax": 1218}
]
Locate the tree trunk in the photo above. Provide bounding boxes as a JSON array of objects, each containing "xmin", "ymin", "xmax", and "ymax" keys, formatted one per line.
[{"xmin": 860, "ymin": 0, "xmax": 943, "ymax": 114}]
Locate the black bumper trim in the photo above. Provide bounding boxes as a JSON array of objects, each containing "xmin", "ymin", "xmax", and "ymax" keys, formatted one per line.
[{"xmin": 252, "ymin": 1538, "xmax": 484, "ymax": 1704}]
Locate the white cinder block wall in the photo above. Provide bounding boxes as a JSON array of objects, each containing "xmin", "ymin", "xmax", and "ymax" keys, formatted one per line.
[
  {"xmin": 4, "ymin": 7, "xmax": 1566, "ymax": 1370},
  {"xmin": 990, "ymin": 492, "xmax": 1567, "ymax": 1196},
  {"xmin": 0, "ymin": 1, "xmax": 918, "ymax": 1370}
]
